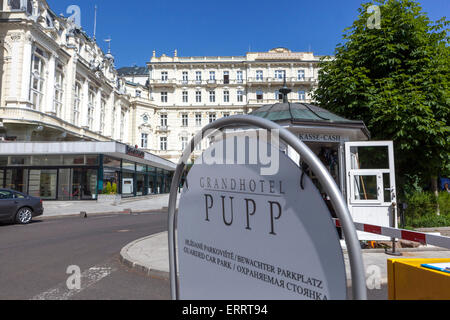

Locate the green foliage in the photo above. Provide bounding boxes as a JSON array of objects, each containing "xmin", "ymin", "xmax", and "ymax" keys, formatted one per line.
[
  {"xmin": 405, "ymin": 191, "xmax": 437, "ymax": 219},
  {"xmin": 404, "ymin": 191, "xmax": 450, "ymax": 228},
  {"xmin": 112, "ymin": 183, "xmax": 118, "ymax": 195},
  {"xmin": 405, "ymin": 215, "xmax": 450, "ymax": 229},
  {"xmin": 438, "ymin": 191, "xmax": 450, "ymax": 216},
  {"xmin": 102, "ymin": 182, "xmax": 117, "ymax": 195},
  {"xmin": 314, "ymin": 0, "xmax": 450, "ymax": 193}
]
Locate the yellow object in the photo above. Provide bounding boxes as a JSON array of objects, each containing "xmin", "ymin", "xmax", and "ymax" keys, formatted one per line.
[{"xmin": 388, "ymin": 259, "xmax": 450, "ymax": 300}]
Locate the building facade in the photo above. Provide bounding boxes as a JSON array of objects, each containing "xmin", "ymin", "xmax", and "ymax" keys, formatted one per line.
[
  {"xmin": 0, "ymin": 0, "xmax": 175, "ymax": 200},
  {"xmin": 130, "ymin": 47, "xmax": 323, "ymax": 162},
  {"xmin": 0, "ymin": 0, "xmax": 325, "ymax": 168}
]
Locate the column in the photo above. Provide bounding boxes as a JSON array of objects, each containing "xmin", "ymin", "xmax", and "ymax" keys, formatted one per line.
[
  {"xmin": 20, "ymin": 36, "xmax": 33, "ymax": 104},
  {"xmin": 94, "ymin": 88, "xmax": 102, "ymax": 133},
  {"xmin": 45, "ymin": 53, "xmax": 56, "ymax": 114},
  {"xmin": 80, "ymin": 79, "xmax": 89, "ymax": 128}
]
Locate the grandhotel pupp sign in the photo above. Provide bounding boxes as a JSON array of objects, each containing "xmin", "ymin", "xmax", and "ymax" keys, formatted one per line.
[{"xmin": 177, "ymin": 137, "xmax": 346, "ymax": 300}]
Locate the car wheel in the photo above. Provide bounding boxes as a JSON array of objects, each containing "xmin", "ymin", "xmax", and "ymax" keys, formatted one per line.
[{"xmin": 15, "ymin": 207, "xmax": 33, "ymax": 225}]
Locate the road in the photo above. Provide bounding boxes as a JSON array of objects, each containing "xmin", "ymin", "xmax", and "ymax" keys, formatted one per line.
[
  {"xmin": 0, "ymin": 213, "xmax": 170, "ymax": 300},
  {"xmin": 0, "ymin": 212, "xmax": 388, "ymax": 301}
]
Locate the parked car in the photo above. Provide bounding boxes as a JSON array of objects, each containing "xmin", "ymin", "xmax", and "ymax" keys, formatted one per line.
[{"xmin": 0, "ymin": 189, "xmax": 44, "ymax": 225}]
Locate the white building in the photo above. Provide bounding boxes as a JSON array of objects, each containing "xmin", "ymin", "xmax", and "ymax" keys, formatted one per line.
[
  {"xmin": 0, "ymin": 0, "xmax": 175, "ymax": 200},
  {"xmin": 0, "ymin": 0, "xmax": 325, "ymax": 166},
  {"xmin": 130, "ymin": 47, "xmax": 323, "ymax": 163}
]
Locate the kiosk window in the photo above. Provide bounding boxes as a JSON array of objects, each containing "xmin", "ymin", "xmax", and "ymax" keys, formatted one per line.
[{"xmin": 353, "ymin": 175, "xmax": 378, "ymax": 201}]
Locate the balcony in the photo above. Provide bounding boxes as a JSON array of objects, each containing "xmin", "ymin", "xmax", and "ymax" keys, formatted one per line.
[
  {"xmin": 247, "ymin": 98, "xmax": 312, "ymax": 105},
  {"xmin": 149, "ymin": 79, "xmax": 177, "ymax": 88},
  {"xmin": 206, "ymin": 79, "xmax": 217, "ymax": 87},
  {"xmin": 156, "ymin": 125, "xmax": 170, "ymax": 133},
  {"xmin": 247, "ymin": 77, "xmax": 317, "ymax": 86}
]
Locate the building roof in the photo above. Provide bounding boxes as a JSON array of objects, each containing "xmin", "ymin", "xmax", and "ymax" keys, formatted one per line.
[
  {"xmin": 250, "ymin": 102, "xmax": 370, "ymax": 137},
  {"xmin": 117, "ymin": 66, "xmax": 149, "ymax": 76}
]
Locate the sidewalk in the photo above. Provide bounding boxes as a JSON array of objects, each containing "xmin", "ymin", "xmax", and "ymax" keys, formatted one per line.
[
  {"xmin": 42, "ymin": 194, "xmax": 173, "ymax": 218},
  {"xmin": 120, "ymin": 232, "xmax": 450, "ymax": 285}
]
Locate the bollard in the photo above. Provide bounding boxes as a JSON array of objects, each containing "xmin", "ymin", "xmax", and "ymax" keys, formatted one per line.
[{"xmin": 80, "ymin": 211, "xmax": 88, "ymax": 218}]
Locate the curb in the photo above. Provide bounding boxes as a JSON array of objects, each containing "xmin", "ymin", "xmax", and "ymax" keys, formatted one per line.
[
  {"xmin": 119, "ymin": 232, "xmax": 170, "ymax": 280},
  {"xmin": 39, "ymin": 208, "xmax": 169, "ymax": 221}
]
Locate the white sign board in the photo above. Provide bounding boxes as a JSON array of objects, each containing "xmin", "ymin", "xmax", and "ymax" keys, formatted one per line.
[{"xmin": 177, "ymin": 138, "xmax": 347, "ymax": 300}]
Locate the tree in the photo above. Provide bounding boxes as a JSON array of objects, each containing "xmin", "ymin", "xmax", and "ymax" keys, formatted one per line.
[{"xmin": 314, "ymin": 0, "xmax": 449, "ymax": 202}]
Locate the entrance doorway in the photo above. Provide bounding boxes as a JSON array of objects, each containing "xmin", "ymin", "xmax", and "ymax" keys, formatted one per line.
[{"xmin": 345, "ymin": 141, "xmax": 397, "ymax": 240}]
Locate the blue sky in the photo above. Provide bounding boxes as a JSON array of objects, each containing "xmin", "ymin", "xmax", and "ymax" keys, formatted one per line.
[{"xmin": 47, "ymin": 0, "xmax": 449, "ymax": 69}]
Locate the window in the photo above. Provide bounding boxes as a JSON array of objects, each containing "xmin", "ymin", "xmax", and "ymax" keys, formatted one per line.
[
  {"xmin": 88, "ymin": 87, "xmax": 96, "ymax": 129},
  {"xmin": 161, "ymin": 71, "xmax": 168, "ymax": 82},
  {"xmin": 182, "ymin": 91, "xmax": 188, "ymax": 103},
  {"xmin": 54, "ymin": 63, "xmax": 64, "ymax": 116},
  {"xmin": 30, "ymin": 48, "xmax": 46, "ymax": 111},
  {"xmin": 196, "ymin": 71, "xmax": 202, "ymax": 82},
  {"xmin": 256, "ymin": 90, "xmax": 264, "ymax": 101},
  {"xmin": 195, "ymin": 113, "xmax": 202, "ymax": 126},
  {"xmin": 298, "ymin": 69, "xmax": 305, "ymax": 80},
  {"xmin": 196, "ymin": 91, "xmax": 202, "ymax": 103},
  {"xmin": 209, "ymin": 113, "xmax": 216, "ymax": 123},
  {"xmin": 161, "ymin": 92, "xmax": 168, "ymax": 103},
  {"xmin": 0, "ymin": 190, "xmax": 14, "ymax": 200},
  {"xmin": 223, "ymin": 112, "xmax": 230, "ymax": 118},
  {"xmin": 256, "ymin": 70, "xmax": 263, "ymax": 81},
  {"xmin": 10, "ymin": 0, "xmax": 21, "ymax": 10},
  {"xmin": 275, "ymin": 70, "xmax": 286, "ymax": 80},
  {"xmin": 209, "ymin": 90, "xmax": 215, "ymax": 103},
  {"xmin": 72, "ymin": 81, "xmax": 81, "ymax": 126},
  {"xmin": 275, "ymin": 90, "xmax": 283, "ymax": 101},
  {"xmin": 298, "ymin": 90, "xmax": 306, "ymax": 101},
  {"xmin": 160, "ymin": 114, "xmax": 168, "ymax": 127},
  {"xmin": 237, "ymin": 90, "xmax": 244, "ymax": 103},
  {"xmin": 209, "ymin": 71, "xmax": 216, "ymax": 81},
  {"xmin": 10, "ymin": 0, "xmax": 31, "ymax": 13},
  {"xmin": 223, "ymin": 71, "xmax": 230, "ymax": 84},
  {"xmin": 224, "ymin": 90, "xmax": 230, "ymax": 103},
  {"xmin": 160, "ymin": 137, "xmax": 168, "ymax": 151},
  {"xmin": 182, "ymin": 71, "xmax": 188, "ymax": 83},
  {"xmin": 182, "ymin": 113, "xmax": 188, "ymax": 127},
  {"xmin": 195, "ymin": 140, "xmax": 202, "ymax": 151},
  {"xmin": 141, "ymin": 133, "xmax": 148, "ymax": 149},
  {"xmin": 181, "ymin": 136, "xmax": 188, "ymax": 151},
  {"xmin": 136, "ymin": 90, "xmax": 141, "ymax": 98},
  {"xmin": 237, "ymin": 71, "xmax": 243, "ymax": 83}
]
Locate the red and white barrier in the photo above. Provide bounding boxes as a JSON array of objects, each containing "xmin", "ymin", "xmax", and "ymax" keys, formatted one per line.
[{"xmin": 333, "ymin": 219, "xmax": 450, "ymax": 249}]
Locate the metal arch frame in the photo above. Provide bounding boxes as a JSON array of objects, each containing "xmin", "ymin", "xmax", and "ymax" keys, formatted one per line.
[{"xmin": 168, "ymin": 115, "xmax": 367, "ymax": 300}]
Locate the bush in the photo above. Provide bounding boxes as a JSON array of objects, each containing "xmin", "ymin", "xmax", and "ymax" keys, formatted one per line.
[
  {"xmin": 405, "ymin": 215, "xmax": 450, "ymax": 229},
  {"xmin": 438, "ymin": 192, "xmax": 450, "ymax": 216},
  {"xmin": 403, "ymin": 191, "xmax": 450, "ymax": 228},
  {"xmin": 404, "ymin": 191, "xmax": 438, "ymax": 219},
  {"xmin": 112, "ymin": 183, "xmax": 118, "ymax": 194}
]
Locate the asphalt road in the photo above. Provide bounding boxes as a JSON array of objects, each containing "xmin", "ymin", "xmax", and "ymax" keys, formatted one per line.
[
  {"xmin": 0, "ymin": 212, "xmax": 387, "ymax": 301},
  {"xmin": 0, "ymin": 213, "xmax": 170, "ymax": 300}
]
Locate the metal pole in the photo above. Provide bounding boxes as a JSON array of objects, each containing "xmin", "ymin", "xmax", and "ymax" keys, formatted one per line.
[{"xmin": 168, "ymin": 115, "xmax": 367, "ymax": 300}]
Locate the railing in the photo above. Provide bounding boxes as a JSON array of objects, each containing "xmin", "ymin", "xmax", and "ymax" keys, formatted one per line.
[
  {"xmin": 247, "ymin": 98, "xmax": 311, "ymax": 105},
  {"xmin": 247, "ymin": 77, "xmax": 316, "ymax": 83},
  {"xmin": 156, "ymin": 126, "xmax": 170, "ymax": 132}
]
